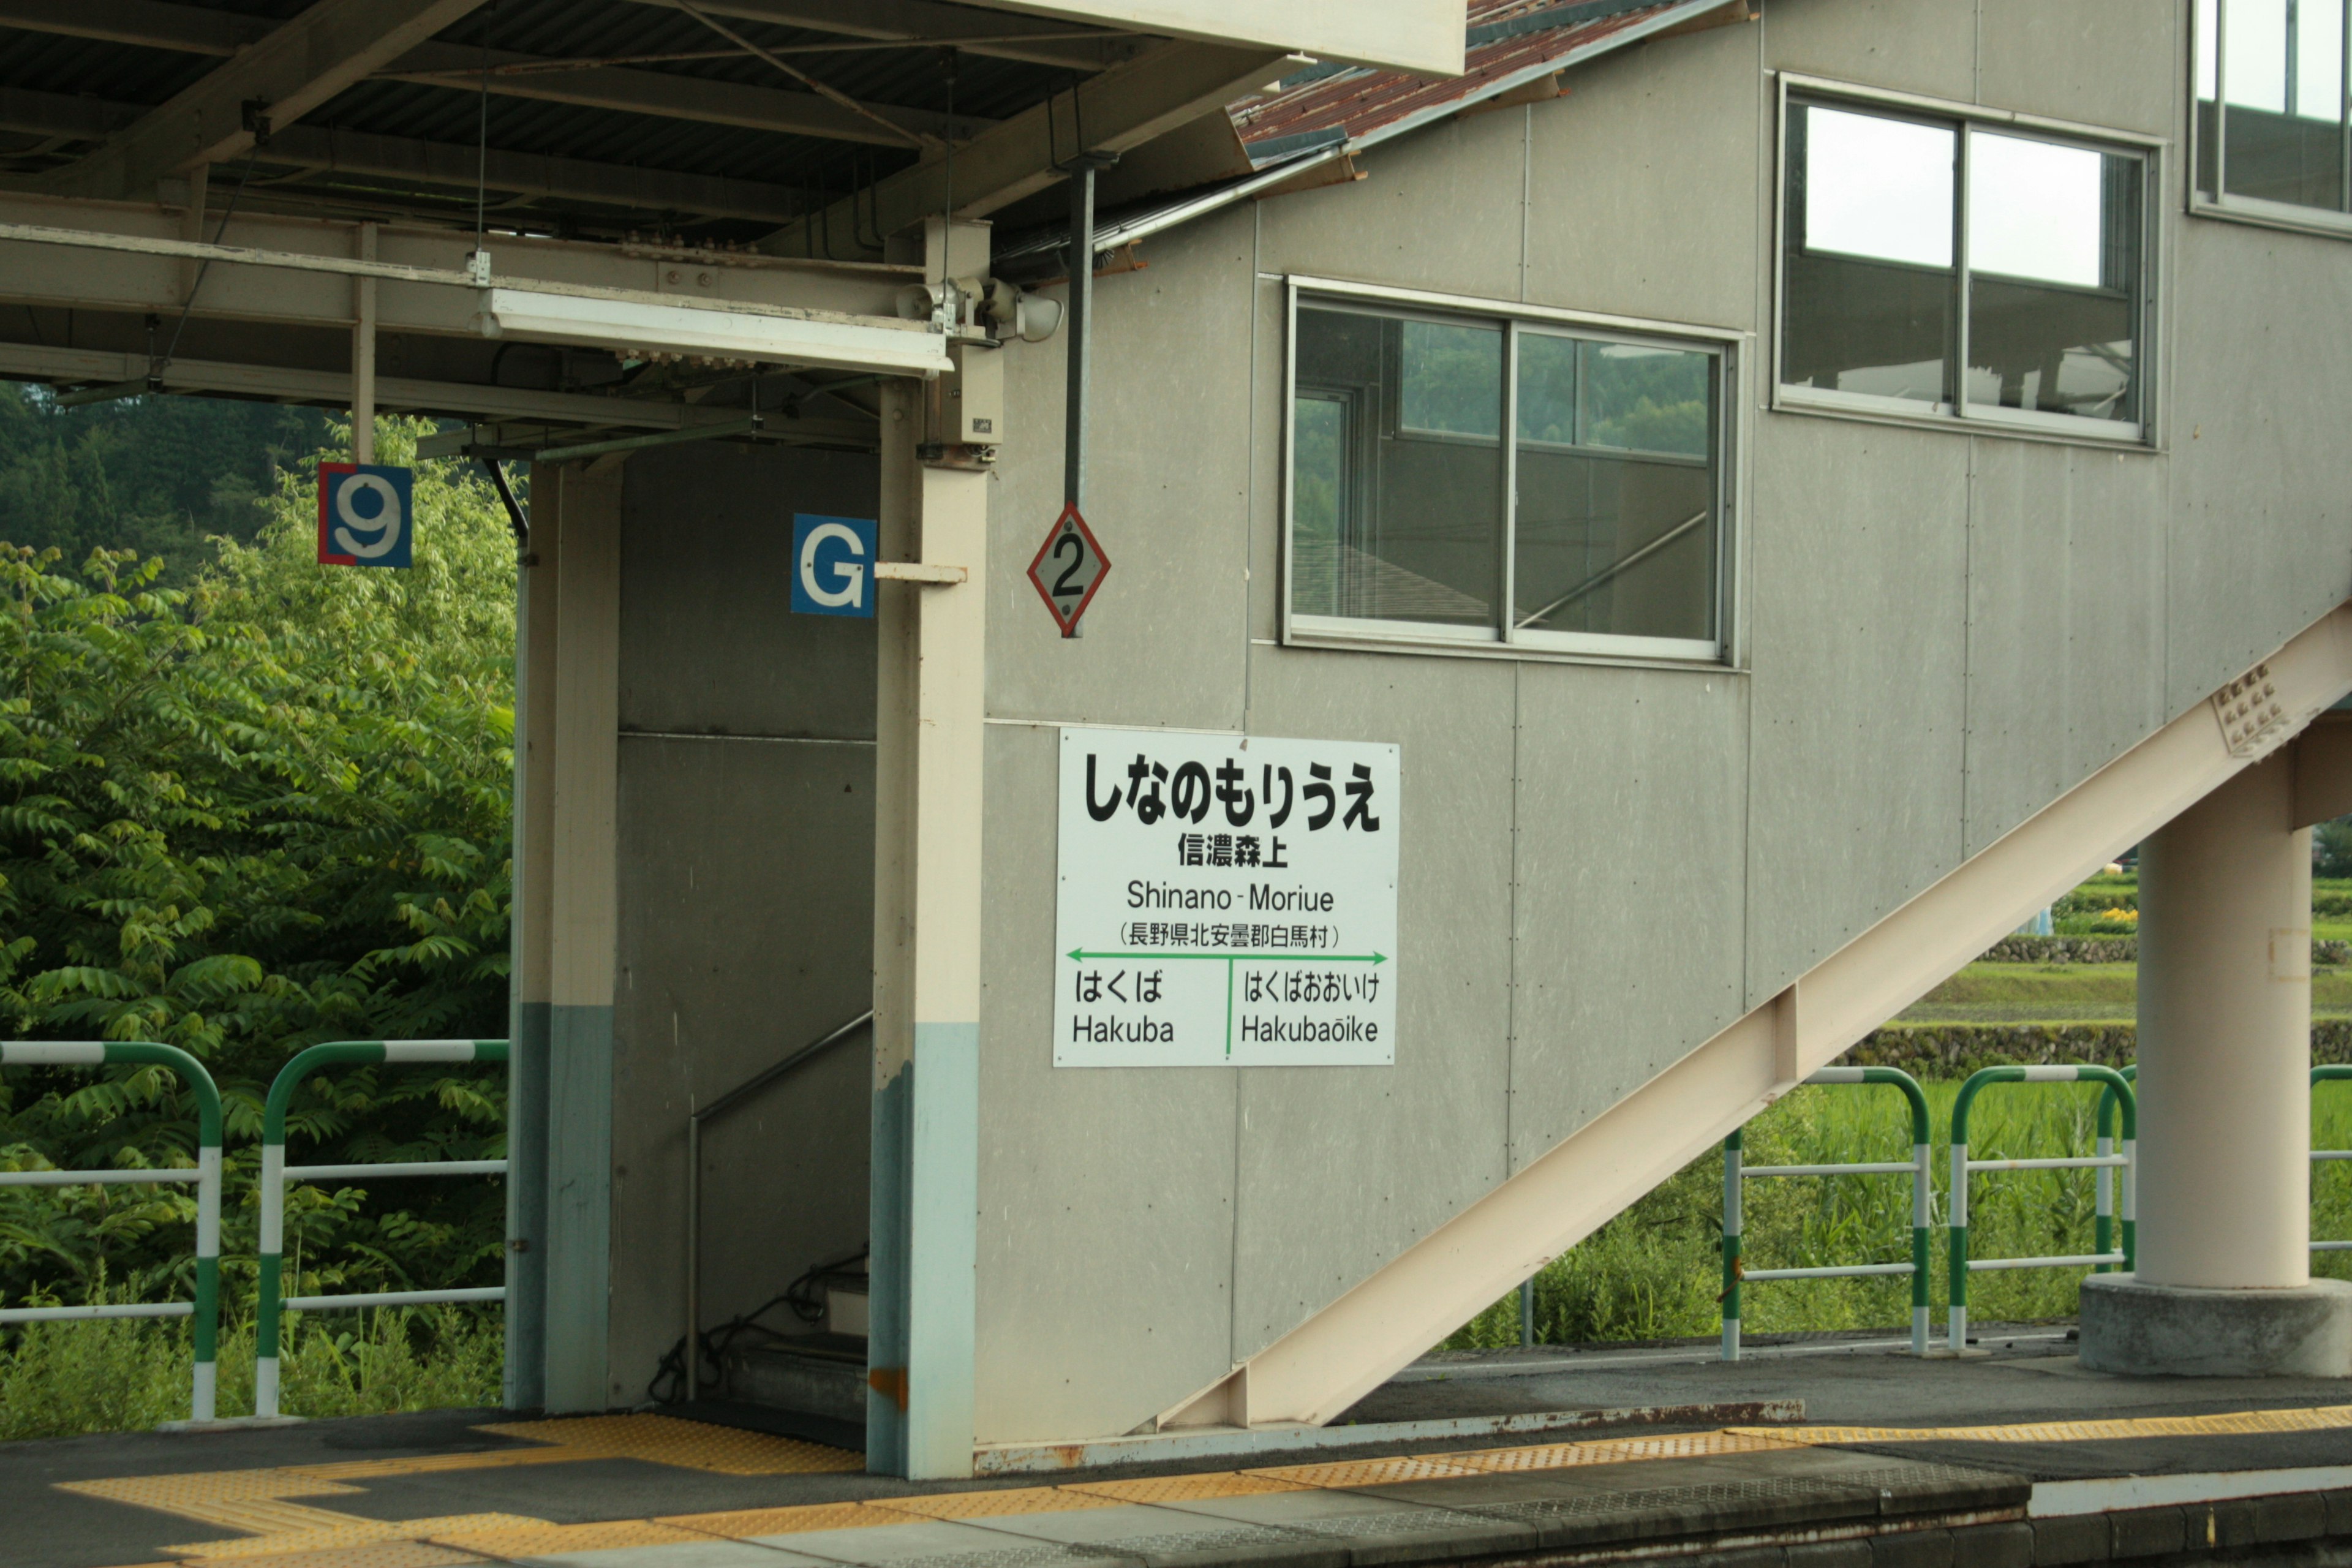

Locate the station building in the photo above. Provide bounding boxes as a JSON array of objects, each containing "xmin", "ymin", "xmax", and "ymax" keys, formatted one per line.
[{"xmin": 4, "ymin": 0, "xmax": 2352, "ymax": 1477}]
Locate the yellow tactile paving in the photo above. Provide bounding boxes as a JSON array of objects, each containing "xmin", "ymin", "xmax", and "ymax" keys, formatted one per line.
[
  {"xmin": 162, "ymin": 1545, "xmax": 488, "ymax": 1568},
  {"xmin": 173, "ymin": 1502, "xmax": 392, "ymax": 1539},
  {"xmin": 1730, "ymin": 1402, "xmax": 2352, "ymax": 1447},
  {"xmin": 67, "ymin": 1401, "xmax": 2352, "ymax": 1567},
  {"xmin": 289, "ymin": 1448, "xmax": 589, "ymax": 1483},
  {"xmin": 470, "ymin": 1415, "xmax": 862, "ymax": 1476},
  {"xmin": 656, "ymin": 1501, "xmax": 899, "ymax": 1539},
  {"xmin": 1062, "ymin": 1472, "xmax": 1313, "ymax": 1504},
  {"xmin": 63, "ymin": 1471, "xmax": 365, "ymax": 1513},
  {"xmin": 874, "ymin": 1484, "xmax": 1129, "ymax": 1520},
  {"xmin": 1451, "ymin": 1430, "xmax": 1807, "ymax": 1472},
  {"xmin": 430, "ymin": 1519, "xmax": 713, "ymax": 1556},
  {"xmin": 1245, "ymin": 1453, "xmax": 1489, "ymax": 1487},
  {"xmin": 167, "ymin": 1516, "xmax": 546, "ymax": 1561}
]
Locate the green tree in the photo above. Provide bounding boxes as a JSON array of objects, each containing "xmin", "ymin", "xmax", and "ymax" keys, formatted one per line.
[
  {"xmin": 0, "ymin": 384, "xmax": 331, "ymax": 581},
  {"xmin": 0, "ymin": 417, "xmax": 514, "ymax": 1321}
]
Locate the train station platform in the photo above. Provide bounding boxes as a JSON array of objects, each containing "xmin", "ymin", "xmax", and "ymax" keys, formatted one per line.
[{"xmin": 16, "ymin": 1328, "xmax": 2352, "ymax": 1568}]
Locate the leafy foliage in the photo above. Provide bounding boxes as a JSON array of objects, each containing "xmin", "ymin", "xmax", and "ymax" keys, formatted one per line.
[{"xmin": 0, "ymin": 417, "xmax": 515, "ymax": 1367}]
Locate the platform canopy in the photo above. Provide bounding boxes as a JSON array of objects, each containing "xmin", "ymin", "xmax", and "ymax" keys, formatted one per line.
[{"xmin": 0, "ymin": 0, "xmax": 1471, "ymax": 445}]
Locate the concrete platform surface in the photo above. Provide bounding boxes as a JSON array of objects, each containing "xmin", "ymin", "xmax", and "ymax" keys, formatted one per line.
[{"xmin": 12, "ymin": 1327, "xmax": 2352, "ymax": 1568}]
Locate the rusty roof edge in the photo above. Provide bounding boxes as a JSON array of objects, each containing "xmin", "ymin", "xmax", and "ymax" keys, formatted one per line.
[
  {"xmin": 993, "ymin": 0, "xmax": 1736, "ymax": 273},
  {"xmin": 992, "ymin": 143, "xmax": 1349, "ymax": 264},
  {"xmin": 1340, "ymin": 0, "xmax": 1733, "ymax": 159}
]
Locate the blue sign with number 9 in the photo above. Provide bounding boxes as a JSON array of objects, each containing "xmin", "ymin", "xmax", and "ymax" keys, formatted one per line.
[{"xmin": 317, "ymin": 464, "xmax": 414, "ymax": 568}]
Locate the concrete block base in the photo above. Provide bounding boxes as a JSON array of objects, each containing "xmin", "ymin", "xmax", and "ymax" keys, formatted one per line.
[{"xmin": 2079, "ymin": 1273, "xmax": 2352, "ymax": 1376}]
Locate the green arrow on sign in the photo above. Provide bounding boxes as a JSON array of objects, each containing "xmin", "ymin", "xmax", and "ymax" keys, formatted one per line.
[{"xmin": 1069, "ymin": 949, "xmax": 1385, "ymax": 964}]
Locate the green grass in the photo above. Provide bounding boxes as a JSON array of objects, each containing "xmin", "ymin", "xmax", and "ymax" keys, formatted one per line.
[
  {"xmin": 0, "ymin": 1303, "xmax": 501, "ymax": 1441},
  {"xmin": 1447, "ymin": 1077, "xmax": 2352, "ymax": 1349},
  {"xmin": 1898, "ymin": 962, "xmax": 2352, "ymax": 1024}
]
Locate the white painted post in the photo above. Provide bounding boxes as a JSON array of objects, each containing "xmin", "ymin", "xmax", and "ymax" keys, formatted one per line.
[
  {"xmin": 352, "ymin": 222, "xmax": 375, "ymax": 466},
  {"xmin": 2138, "ymin": 758, "xmax": 2311, "ymax": 1286},
  {"xmin": 1912, "ymin": 1137, "xmax": 1932, "ymax": 1355},
  {"xmin": 1948, "ymin": 1139, "xmax": 1968, "ymax": 1353},
  {"xmin": 255, "ymin": 1142, "xmax": 284, "ymax": 1419}
]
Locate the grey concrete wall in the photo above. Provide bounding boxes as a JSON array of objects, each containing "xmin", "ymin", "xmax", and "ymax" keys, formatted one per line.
[
  {"xmin": 606, "ymin": 443, "xmax": 878, "ymax": 1404},
  {"xmin": 965, "ymin": 0, "xmax": 2352, "ymax": 1444}
]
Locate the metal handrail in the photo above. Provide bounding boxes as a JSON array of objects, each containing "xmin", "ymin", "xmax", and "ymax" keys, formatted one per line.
[
  {"xmin": 1721, "ymin": 1066, "xmax": 1933, "ymax": 1361},
  {"xmin": 0, "ymin": 1042, "xmax": 224, "ymax": 1422},
  {"xmin": 2094, "ymin": 1065, "xmax": 2138, "ymax": 1270},
  {"xmin": 1948, "ymin": 1065, "xmax": 2135, "ymax": 1353},
  {"xmin": 255, "ymin": 1038, "xmax": 508, "ymax": 1419},
  {"xmin": 2307, "ymin": 1065, "xmax": 2352, "ymax": 1251},
  {"xmin": 683, "ymin": 1010, "xmax": 873, "ymax": 1402}
]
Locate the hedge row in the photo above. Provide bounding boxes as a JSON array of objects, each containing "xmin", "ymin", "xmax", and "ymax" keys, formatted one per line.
[
  {"xmin": 2054, "ymin": 889, "xmax": 2352, "ymax": 919},
  {"xmin": 1981, "ymin": 935, "xmax": 2352, "ymax": 966},
  {"xmin": 1844, "ymin": 1020, "xmax": 2352, "ymax": 1077}
]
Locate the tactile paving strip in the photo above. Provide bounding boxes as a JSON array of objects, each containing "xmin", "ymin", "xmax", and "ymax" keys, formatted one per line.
[
  {"xmin": 1450, "ymin": 1430, "xmax": 1805, "ymax": 1472},
  {"xmin": 429, "ymin": 1519, "xmax": 714, "ymax": 1556},
  {"xmin": 1061, "ymin": 1472, "xmax": 1313, "ymax": 1504},
  {"xmin": 289, "ymin": 1448, "xmax": 588, "ymax": 1483},
  {"xmin": 470, "ymin": 1414, "xmax": 862, "ymax": 1475},
  {"xmin": 880, "ymin": 1486, "xmax": 1130, "ymax": 1519},
  {"xmin": 173, "ymin": 1545, "xmax": 489, "ymax": 1568},
  {"xmin": 660, "ymin": 1501, "xmax": 900, "ymax": 1539},
  {"xmin": 1735, "ymin": 1403, "xmax": 2352, "ymax": 1447},
  {"xmin": 62, "ymin": 1471, "xmax": 365, "ymax": 1513},
  {"xmin": 1244, "ymin": 1453, "xmax": 1490, "ymax": 1488},
  {"xmin": 168, "ymin": 1515, "xmax": 547, "ymax": 1561}
]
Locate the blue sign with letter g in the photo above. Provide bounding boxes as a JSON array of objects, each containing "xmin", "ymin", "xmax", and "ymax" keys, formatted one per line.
[{"xmin": 791, "ymin": 513, "xmax": 877, "ymax": 617}]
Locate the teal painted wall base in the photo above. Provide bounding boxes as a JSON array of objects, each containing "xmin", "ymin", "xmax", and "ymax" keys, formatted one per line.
[
  {"xmin": 867, "ymin": 1022, "xmax": 978, "ymax": 1478},
  {"xmin": 506, "ymin": 1001, "xmax": 551, "ymax": 1410},
  {"xmin": 867, "ymin": 1061, "xmax": 910, "ymax": 1474},
  {"xmin": 545, "ymin": 1002, "xmax": 614, "ymax": 1412}
]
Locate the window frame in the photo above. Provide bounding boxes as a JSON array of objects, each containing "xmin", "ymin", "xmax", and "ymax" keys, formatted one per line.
[
  {"xmin": 1771, "ymin": 74, "xmax": 2166, "ymax": 450},
  {"xmin": 2190, "ymin": 0, "xmax": 2352, "ymax": 239},
  {"xmin": 1282, "ymin": 275, "xmax": 1743, "ymax": 668}
]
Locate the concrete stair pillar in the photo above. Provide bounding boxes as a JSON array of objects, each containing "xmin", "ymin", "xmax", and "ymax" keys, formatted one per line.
[{"xmin": 2081, "ymin": 755, "xmax": 2352, "ymax": 1376}]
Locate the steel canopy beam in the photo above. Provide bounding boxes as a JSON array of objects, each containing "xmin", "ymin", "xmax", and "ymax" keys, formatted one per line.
[
  {"xmin": 0, "ymin": 192, "xmax": 914, "ymax": 328},
  {"xmin": 0, "ymin": 0, "xmax": 263, "ymax": 54},
  {"xmin": 0, "ymin": 340, "xmax": 885, "ymax": 442},
  {"xmin": 760, "ymin": 39, "xmax": 1294, "ymax": 255},
  {"xmin": 0, "ymin": 87, "xmax": 807, "ymax": 223},
  {"xmin": 32, "ymin": 0, "xmax": 493, "ymax": 202},
  {"xmin": 0, "ymin": 1, "xmax": 996, "ymax": 153},
  {"xmin": 382, "ymin": 41, "xmax": 987, "ymax": 148}
]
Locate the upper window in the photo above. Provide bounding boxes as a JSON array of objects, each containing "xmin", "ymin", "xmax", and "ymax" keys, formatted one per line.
[
  {"xmin": 1287, "ymin": 287, "xmax": 1729, "ymax": 664},
  {"xmin": 1778, "ymin": 91, "xmax": 2150, "ymax": 442},
  {"xmin": 2196, "ymin": 0, "xmax": 2352, "ymax": 232}
]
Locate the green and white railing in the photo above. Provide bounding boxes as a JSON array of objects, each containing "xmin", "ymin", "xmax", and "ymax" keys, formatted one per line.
[
  {"xmin": 2307, "ymin": 1065, "xmax": 2352, "ymax": 1253},
  {"xmin": 0, "ymin": 1041, "xmax": 224, "ymax": 1422},
  {"xmin": 257, "ymin": 1039, "xmax": 507, "ymax": 1420},
  {"xmin": 2093, "ymin": 1065, "xmax": 2138, "ymax": 1270},
  {"xmin": 1721, "ymin": 1066, "xmax": 1934, "ymax": 1361},
  {"xmin": 1949, "ymin": 1064, "xmax": 2135, "ymax": 1353}
]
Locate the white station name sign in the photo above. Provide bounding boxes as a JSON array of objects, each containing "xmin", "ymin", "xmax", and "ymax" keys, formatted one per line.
[{"xmin": 1055, "ymin": 728, "xmax": 1399, "ymax": 1068}]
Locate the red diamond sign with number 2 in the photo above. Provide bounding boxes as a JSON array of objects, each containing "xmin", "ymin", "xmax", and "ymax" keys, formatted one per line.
[{"xmin": 1027, "ymin": 502, "xmax": 1111, "ymax": 638}]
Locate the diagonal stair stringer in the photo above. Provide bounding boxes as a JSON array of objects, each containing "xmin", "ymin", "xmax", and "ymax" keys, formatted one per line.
[{"xmin": 1159, "ymin": 601, "xmax": 2352, "ymax": 1433}]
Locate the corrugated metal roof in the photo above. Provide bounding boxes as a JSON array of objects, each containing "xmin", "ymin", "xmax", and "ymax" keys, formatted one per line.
[
  {"xmin": 992, "ymin": 0, "xmax": 1740, "ymax": 273},
  {"xmin": 0, "ymin": 0, "xmax": 1747, "ymax": 247},
  {"xmin": 0, "ymin": 0, "xmax": 1098, "ymax": 239},
  {"xmin": 1229, "ymin": 1, "xmax": 1692, "ymax": 159}
]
